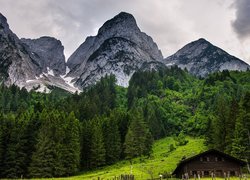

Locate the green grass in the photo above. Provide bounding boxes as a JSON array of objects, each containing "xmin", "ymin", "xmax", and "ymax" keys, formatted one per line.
[{"xmin": 55, "ymin": 136, "xmax": 207, "ymax": 180}]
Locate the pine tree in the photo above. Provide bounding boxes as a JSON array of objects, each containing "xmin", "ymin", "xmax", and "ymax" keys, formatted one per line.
[
  {"xmin": 103, "ymin": 113, "xmax": 121, "ymax": 164},
  {"xmin": 124, "ymin": 109, "xmax": 153, "ymax": 159},
  {"xmin": 28, "ymin": 110, "xmax": 65, "ymax": 178},
  {"xmin": 213, "ymin": 95, "xmax": 229, "ymax": 151},
  {"xmin": 61, "ymin": 112, "xmax": 80, "ymax": 176},
  {"xmin": 80, "ymin": 121, "xmax": 92, "ymax": 169},
  {"xmin": 3, "ymin": 112, "xmax": 30, "ymax": 178},
  {"xmin": 89, "ymin": 118, "xmax": 106, "ymax": 168},
  {"xmin": 231, "ymin": 93, "xmax": 250, "ymax": 161},
  {"xmin": 225, "ymin": 99, "xmax": 238, "ymax": 154}
]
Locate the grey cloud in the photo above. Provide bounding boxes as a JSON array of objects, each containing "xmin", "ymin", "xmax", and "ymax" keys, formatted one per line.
[
  {"xmin": 0, "ymin": 0, "xmax": 250, "ymax": 64},
  {"xmin": 232, "ymin": 0, "xmax": 250, "ymax": 39}
]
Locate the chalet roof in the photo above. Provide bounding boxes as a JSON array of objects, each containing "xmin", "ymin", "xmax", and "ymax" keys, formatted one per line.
[{"xmin": 172, "ymin": 149, "xmax": 246, "ymax": 175}]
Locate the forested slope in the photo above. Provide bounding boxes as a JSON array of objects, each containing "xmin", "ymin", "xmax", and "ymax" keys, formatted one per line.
[{"xmin": 0, "ymin": 66, "xmax": 249, "ymax": 178}]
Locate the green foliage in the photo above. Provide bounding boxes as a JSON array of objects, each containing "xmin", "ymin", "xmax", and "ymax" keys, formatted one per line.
[
  {"xmin": 0, "ymin": 68, "xmax": 249, "ymax": 178},
  {"xmin": 124, "ymin": 108, "xmax": 153, "ymax": 159},
  {"xmin": 103, "ymin": 113, "xmax": 121, "ymax": 164},
  {"xmin": 175, "ymin": 131, "xmax": 189, "ymax": 146},
  {"xmin": 28, "ymin": 110, "xmax": 80, "ymax": 178},
  {"xmin": 89, "ymin": 118, "xmax": 106, "ymax": 168}
]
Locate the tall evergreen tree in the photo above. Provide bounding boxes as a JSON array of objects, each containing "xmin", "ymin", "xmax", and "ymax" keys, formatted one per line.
[
  {"xmin": 124, "ymin": 108, "xmax": 153, "ymax": 159},
  {"xmin": 3, "ymin": 112, "xmax": 31, "ymax": 178},
  {"xmin": 28, "ymin": 110, "xmax": 64, "ymax": 178},
  {"xmin": 225, "ymin": 99, "xmax": 238, "ymax": 154},
  {"xmin": 231, "ymin": 93, "xmax": 250, "ymax": 161},
  {"xmin": 89, "ymin": 118, "xmax": 106, "ymax": 168},
  {"xmin": 80, "ymin": 121, "xmax": 92, "ymax": 169},
  {"xmin": 212, "ymin": 95, "xmax": 229, "ymax": 151},
  {"xmin": 61, "ymin": 112, "xmax": 80, "ymax": 176},
  {"xmin": 103, "ymin": 113, "xmax": 121, "ymax": 164}
]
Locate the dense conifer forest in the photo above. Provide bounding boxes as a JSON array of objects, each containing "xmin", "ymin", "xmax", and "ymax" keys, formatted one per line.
[{"xmin": 0, "ymin": 66, "xmax": 249, "ymax": 178}]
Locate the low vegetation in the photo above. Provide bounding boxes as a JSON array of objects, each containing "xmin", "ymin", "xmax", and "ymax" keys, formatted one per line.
[
  {"xmin": 0, "ymin": 67, "xmax": 249, "ymax": 178},
  {"xmin": 63, "ymin": 136, "xmax": 207, "ymax": 179}
]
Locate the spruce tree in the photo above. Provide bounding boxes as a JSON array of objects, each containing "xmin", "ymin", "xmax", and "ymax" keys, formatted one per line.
[
  {"xmin": 103, "ymin": 114, "xmax": 121, "ymax": 164},
  {"xmin": 61, "ymin": 112, "xmax": 80, "ymax": 176},
  {"xmin": 89, "ymin": 118, "xmax": 106, "ymax": 168},
  {"xmin": 231, "ymin": 93, "xmax": 250, "ymax": 161},
  {"xmin": 28, "ymin": 110, "xmax": 64, "ymax": 178},
  {"xmin": 124, "ymin": 109, "xmax": 153, "ymax": 159},
  {"xmin": 213, "ymin": 95, "xmax": 229, "ymax": 151},
  {"xmin": 80, "ymin": 121, "xmax": 92, "ymax": 169}
]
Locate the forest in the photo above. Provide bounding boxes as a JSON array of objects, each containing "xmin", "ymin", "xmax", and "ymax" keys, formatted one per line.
[{"xmin": 0, "ymin": 66, "xmax": 249, "ymax": 178}]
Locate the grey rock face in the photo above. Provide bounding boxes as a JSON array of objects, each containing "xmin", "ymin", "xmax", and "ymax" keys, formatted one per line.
[
  {"xmin": 75, "ymin": 37, "xmax": 161, "ymax": 88},
  {"xmin": 21, "ymin": 37, "xmax": 66, "ymax": 76},
  {"xmin": 0, "ymin": 13, "xmax": 37, "ymax": 87},
  {"xmin": 67, "ymin": 12, "xmax": 163, "ymax": 88},
  {"xmin": 0, "ymin": 13, "xmax": 78, "ymax": 93},
  {"xmin": 164, "ymin": 38, "xmax": 250, "ymax": 77}
]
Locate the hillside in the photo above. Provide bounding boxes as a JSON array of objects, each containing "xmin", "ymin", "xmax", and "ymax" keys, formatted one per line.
[
  {"xmin": 0, "ymin": 67, "xmax": 249, "ymax": 179},
  {"xmin": 61, "ymin": 137, "xmax": 206, "ymax": 180}
]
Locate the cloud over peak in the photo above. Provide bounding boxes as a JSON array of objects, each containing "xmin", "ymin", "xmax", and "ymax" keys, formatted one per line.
[{"xmin": 232, "ymin": 0, "xmax": 250, "ymax": 39}]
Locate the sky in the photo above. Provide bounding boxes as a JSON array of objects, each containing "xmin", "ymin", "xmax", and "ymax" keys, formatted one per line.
[{"xmin": 0, "ymin": 0, "xmax": 250, "ymax": 64}]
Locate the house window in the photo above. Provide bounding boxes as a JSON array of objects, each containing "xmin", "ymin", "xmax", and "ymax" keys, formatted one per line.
[
  {"xmin": 230, "ymin": 171, "xmax": 235, "ymax": 176},
  {"xmin": 204, "ymin": 171, "xmax": 209, "ymax": 176},
  {"xmin": 203, "ymin": 157, "xmax": 209, "ymax": 161}
]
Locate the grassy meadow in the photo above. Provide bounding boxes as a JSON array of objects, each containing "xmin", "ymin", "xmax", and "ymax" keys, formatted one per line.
[{"xmin": 53, "ymin": 137, "xmax": 207, "ymax": 180}]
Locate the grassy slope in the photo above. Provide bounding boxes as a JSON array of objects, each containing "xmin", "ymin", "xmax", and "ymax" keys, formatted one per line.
[{"xmin": 59, "ymin": 137, "xmax": 207, "ymax": 180}]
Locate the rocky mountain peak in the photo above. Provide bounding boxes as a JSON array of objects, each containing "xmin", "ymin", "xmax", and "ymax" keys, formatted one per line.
[
  {"xmin": 0, "ymin": 13, "xmax": 8, "ymax": 29},
  {"xmin": 97, "ymin": 12, "xmax": 138, "ymax": 36},
  {"xmin": 164, "ymin": 38, "xmax": 249, "ymax": 77},
  {"xmin": 21, "ymin": 36, "xmax": 66, "ymax": 76},
  {"xmin": 67, "ymin": 11, "xmax": 163, "ymax": 84}
]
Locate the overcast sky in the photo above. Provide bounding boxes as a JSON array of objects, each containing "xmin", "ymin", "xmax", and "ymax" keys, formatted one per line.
[{"xmin": 0, "ymin": 0, "xmax": 250, "ymax": 64}]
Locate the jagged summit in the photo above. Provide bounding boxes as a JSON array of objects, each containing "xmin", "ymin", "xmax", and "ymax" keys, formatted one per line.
[
  {"xmin": 1, "ymin": 11, "xmax": 249, "ymax": 92},
  {"xmin": 164, "ymin": 38, "xmax": 250, "ymax": 77},
  {"xmin": 0, "ymin": 13, "xmax": 8, "ymax": 28},
  {"xmin": 98, "ymin": 12, "xmax": 138, "ymax": 36},
  {"xmin": 21, "ymin": 36, "xmax": 66, "ymax": 76},
  {"xmin": 66, "ymin": 11, "xmax": 163, "ymax": 88}
]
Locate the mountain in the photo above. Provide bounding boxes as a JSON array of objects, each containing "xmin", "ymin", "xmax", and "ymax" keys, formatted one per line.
[
  {"xmin": 0, "ymin": 13, "xmax": 78, "ymax": 93},
  {"xmin": 21, "ymin": 36, "xmax": 66, "ymax": 76},
  {"xmin": 66, "ymin": 12, "xmax": 163, "ymax": 88},
  {"xmin": 1, "ymin": 11, "xmax": 250, "ymax": 92},
  {"xmin": 164, "ymin": 38, "xmax": 250, "ymax": 77},
  {"xmin": 0, "ymin": 13, "xmax": 40, "ymax": 87}
]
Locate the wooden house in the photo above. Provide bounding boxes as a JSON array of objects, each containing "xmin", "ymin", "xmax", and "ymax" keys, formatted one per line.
[{"xmin": 172, "ymin": 149, "xmax": 246, "ymax": 178}]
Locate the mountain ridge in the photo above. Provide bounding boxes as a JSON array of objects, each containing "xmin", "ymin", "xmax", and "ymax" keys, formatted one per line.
[
  {"xmin": 66, "ymin": 12, "xmax": 164, "ymax": 89},
  {"xmin": 164, "ymin": 38, "xmax": 249, "ymax": 77},
  {"xmin": 0, "ymin": 12, "xmax": 249, "ymax": 92}
]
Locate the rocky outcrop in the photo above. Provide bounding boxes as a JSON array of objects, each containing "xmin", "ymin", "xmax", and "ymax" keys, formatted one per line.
[
  {"xmin": 67, "ymin": 12, "xmax": 163, "ymax": 88},
  {"xmin": 21, "ymin": 37, "xmax": 66, "ymax": 76},
  {"xmin": 0, "ymin": 13, "xmax": 78, "ymax": 93},
  {"xmin": 164, "ymin": 38, "xmax": 249, "ymax": 77},
  {"xmin": 0, "ymin": 13, "xmax": 37, "ymax": 87}
]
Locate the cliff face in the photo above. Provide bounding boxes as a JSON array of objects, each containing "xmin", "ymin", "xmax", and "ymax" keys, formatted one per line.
[
  {"xmin": 66, "ymin": 12, "xmax": 163, "ymax": 88},
  {"xmin": 0, "ymin": 13, "xmax": 37, "ymax": 87},
  {"xmin": 164, "ymin": 38, "xmax": 249, "ymax": 77},
  {"xmin": 21, "ymin": 37, "xmax": 66, "ymax": 76},
  {"xmin": 0, "ymin": 13, "xmax": 78, "ymax": 93},
  {"xmin": 1, "ymin": 12, "xmax": 249, "ymax": 93}
]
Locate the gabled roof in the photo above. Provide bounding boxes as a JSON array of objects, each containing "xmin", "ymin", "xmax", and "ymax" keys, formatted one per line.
[{"xmin": 172, "ymin": 149, "xmax": 246, "ymax": 175}]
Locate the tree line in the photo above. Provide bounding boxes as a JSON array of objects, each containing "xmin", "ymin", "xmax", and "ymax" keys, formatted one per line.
[{"xmin": 0, "ymin": 67, "xmax": 249, "ymax": 178}]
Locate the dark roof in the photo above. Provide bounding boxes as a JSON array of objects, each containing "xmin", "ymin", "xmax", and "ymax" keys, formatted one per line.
[{"xmin": 172, "ymin": 149, "xmax": 246, "ymax": 175}]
